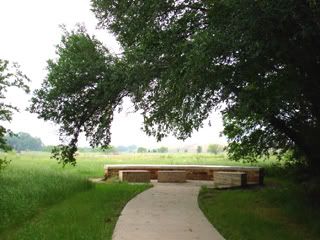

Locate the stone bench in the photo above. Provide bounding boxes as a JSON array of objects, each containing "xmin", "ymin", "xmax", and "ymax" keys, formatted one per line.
[
  {"xmin": 119, "ymin": 170, "xmax": 151, "ymax": 183},
  {"xmin": 105, "ymin": 165, "xmax": 264, "ymax": 185},
  {"xmin": 158, "ymin": 170, "xmax": 187, "ymax": 183},
  {"xmin": 214, "ymin": 171, "xmax": 247, "ymax": 188}
]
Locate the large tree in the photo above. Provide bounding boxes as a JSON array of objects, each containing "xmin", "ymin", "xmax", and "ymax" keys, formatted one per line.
[
  {"xmin": 32, "ymin": 1, "xmax": 320, "ymax": 173},
  {"xmin": 91, "ymin": 0, "xmax": 320, "ymax": 172}
]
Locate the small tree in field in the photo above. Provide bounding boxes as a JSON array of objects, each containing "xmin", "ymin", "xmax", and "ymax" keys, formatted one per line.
[
  {"xmin": 207, "ymin": 144, "xmax": 223, "ymax": 154},
  {"xmin": 137, "ymin": 147, "xmax": 147, "ymax": 153},
  {"xmin": 158, "ymin": 147, "xmax": 168, "ymax": 153},
  {"xmin": 197, "ymin": 146, "xmax": 202, "ymax": 154}
]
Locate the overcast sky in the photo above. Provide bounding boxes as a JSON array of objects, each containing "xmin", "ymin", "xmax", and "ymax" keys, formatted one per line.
[{"xmin": 0, "ymin": 0, "xmax": 226, "ymax": 148}]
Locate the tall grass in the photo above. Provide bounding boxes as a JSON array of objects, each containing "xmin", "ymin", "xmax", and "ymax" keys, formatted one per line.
[
  {"xmin": 0, "ymin": 153, "xmax": 92, "ymax": 234},
  {"xmin": 0, "ymin": 152, "xmax": 152, "ymax": 239},
  {"xmin": 2, "ymin": 184, "xmax": 149, "ymax": 240}
]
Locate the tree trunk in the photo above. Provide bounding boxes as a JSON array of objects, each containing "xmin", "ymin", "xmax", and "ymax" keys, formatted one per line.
[{"xmin": 269, "ymin": 116, "xmax": 320, "ymax": 175}]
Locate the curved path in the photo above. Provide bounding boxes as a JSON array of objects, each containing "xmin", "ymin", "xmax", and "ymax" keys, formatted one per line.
[{"xmin": 112, "ymin": 181, "xmax": 225, "ymax": 240}]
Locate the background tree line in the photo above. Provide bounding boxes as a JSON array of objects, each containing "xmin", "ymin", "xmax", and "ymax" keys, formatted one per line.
[
  {"xmin": 5, "ymin": 132, "xmax": 44, "ymax": 152},
  {"xmin": 4, "ymin": 132, "xmax": 225, "ymax": 155}
]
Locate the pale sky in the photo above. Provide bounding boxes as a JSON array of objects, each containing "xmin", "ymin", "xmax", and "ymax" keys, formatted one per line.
[{"xmin": 0, "ymin": 0, "xmax": 226, "ymax": 148}]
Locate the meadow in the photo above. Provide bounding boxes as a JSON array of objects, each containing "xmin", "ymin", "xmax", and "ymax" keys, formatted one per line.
[{"xmin": 0, "ymin": 151, "xmax": 319, "ymax": 240}]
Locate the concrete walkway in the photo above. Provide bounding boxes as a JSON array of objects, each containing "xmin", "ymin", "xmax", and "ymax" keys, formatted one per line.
[{"xmin": 112, "ymin": 181, "xmax": 225, "ymax": 240}]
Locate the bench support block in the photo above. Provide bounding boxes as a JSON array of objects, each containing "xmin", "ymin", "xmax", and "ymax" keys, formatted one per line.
[
  {"xmin": 158, "ymin": 170, "xmax": 187, "ymax": 183},
  {"xmin": 119, "ymin": 170, "xmax": 151, "ymax": 183},
  {"xmin": 214, "ymin": 171, "xmax": 247, "ymax": 188}
]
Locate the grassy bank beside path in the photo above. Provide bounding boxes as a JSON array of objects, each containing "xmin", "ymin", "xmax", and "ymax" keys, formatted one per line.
[
  {"xmin": 1, "ymin": 183, "xmax": 149, "ymax": 240},
  {"xmin": 199, "ymin": 178, "xmax": 320, "ymax": 240},
  {"xmin": 0, "ymin": 152, "xmax": 151, "ymax": 240}
]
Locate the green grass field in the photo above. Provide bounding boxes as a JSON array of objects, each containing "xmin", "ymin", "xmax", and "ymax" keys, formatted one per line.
[{"xmin": 0, "ymin": 151, "xmax": 318, "ymax": 240}]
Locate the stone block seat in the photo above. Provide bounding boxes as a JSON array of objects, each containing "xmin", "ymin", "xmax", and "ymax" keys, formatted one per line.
[
  {"xmin": 214, "ymin": 171, "xmax": 247, "ymax": 188},
  {"xmin": 105, "ymin": 165, "xmax": 264, "ymax": 185},
  {"xmin": 158, "ymin": 170, "xmax": 187, "ymax": 183},
  {"xmin": 119, "ymin": 170, "xmax": 151, "ymax": 183}
]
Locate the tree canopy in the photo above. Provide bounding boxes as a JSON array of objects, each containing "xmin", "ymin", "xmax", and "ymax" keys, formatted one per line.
[
  {"xmin": 5, "ymin": 132, "xmax": 44, "ymax": 152},
  {"xmin": 91, "ymin": 0, "xmax": 320, "ymax": 172},
  {"xmin": 0, "ymin": 59, "xmax": 29, "ymax": 170},
  {"xmin": 31, "ymin": 1, "xmax": 320, "ymax": 173},
  {"xmin": 30, "ymin": 26, "xmax": 126, "ymax": 165}
]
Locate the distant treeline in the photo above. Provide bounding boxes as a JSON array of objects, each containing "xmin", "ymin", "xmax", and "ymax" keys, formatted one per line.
[
  {"xmin": 5, "ymin": 132, "xmax": 224, "ymax": 154},
  {"xmin": 43, "ymin": 145, "xmax": 138, "ymax": 154},
  {"xmin": 4, "ymin": 132, "xmax": 139, "ymax": 153},
  {"xmin": 137, "ymin": 146, "xmax": 168, "ymax": 153},
  {"xmin": 137, "ymin": 145, "xmax": 225, "ymax": 154},
  {"xmin": 5, "ymin": 132, "xmax": 44, "ymax": 152}
]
